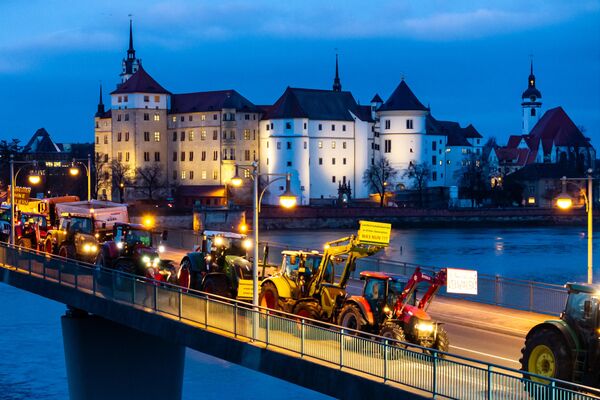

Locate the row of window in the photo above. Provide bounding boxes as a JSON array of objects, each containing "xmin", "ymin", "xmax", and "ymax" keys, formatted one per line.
[
  {"xmin": 384, "ymin": 119, "xmax": 413, "ymax": 130},
  {"xmin": 116, "ymin": 95, "xmax": 161, "ymax": 103},
  {"xmin": 173, "ymin": 151, "xmax": 219, "ymax": 162},
  {"xmin": 174, "ymin": 170, "xmax": 218, "ymax": 180},
  {"xmin": 265, "ymin": 122, "xmax": 348, "ymax": 132},
  {"xmin": 266, "ymin": 141, "xmax": 348, "ymax": 150},
  {"xmin": 170, "ymin": 113, "xmax": 257, "ymax": 123}
]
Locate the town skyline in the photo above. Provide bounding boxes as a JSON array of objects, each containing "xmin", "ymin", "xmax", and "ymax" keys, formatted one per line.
[{"xmin": 0, "ymin": 1, "xmax": 598, "ymax": 146}]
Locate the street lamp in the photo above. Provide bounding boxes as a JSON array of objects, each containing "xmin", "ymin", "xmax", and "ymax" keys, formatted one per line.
[
  {"xmin": 69, "ymin": 154, "xmax": 92, "ymax": 201},
  {"xmin": 9, "ymin": 156, "xmax": 42, "ymax": 245},
  {"xmin": 555, "ymin": 169, "xmax": 594, "ymax": 284},
  {"xmin": 230, "ymin": 162, "xmax": 297, "ymax": 339}
]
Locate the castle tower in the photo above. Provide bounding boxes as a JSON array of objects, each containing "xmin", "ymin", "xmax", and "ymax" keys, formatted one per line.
[
  {"xmin": 332, "ymin": 53, "xmax": 342, "ymax": 92},
  {"xmin": 521, "ymin": 60, "xmax": 542, "ymax": 134},
  {"xmin": 120, "ymin": 19, "xmax": 141, "ymax": 84},
  {"xmin": 95, "ymin": 84, "xmax": 105, "ymax": 117}
]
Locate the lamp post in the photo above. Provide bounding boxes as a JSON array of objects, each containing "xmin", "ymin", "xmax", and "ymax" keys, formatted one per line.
[
  {"xmin": 230, "ymin": 162, "xmax": 297, "ymax": 339},
  {"xmin": 555, "ymin": 169, "xmax": 594, "ymax": 284},
  {"xmin": 69, "ymin": 154, "xmax": 92, "ymax": 201},
  {"xmin": 9, "ymin": 155, "xmax": 42, "ymax": 245}
]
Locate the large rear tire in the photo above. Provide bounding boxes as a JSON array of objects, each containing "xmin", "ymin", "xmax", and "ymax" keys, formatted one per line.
[
  {"xmin": 293, "ymin": 301, "xmax": 321, "ymax": 321},
  {"xmin": 44, "ymin": 237, "xmax": 54, "ymax": 254},
  {"xmin": 434, "ymin": 326, "xmax": 449, "ymax": 358},
  {"xmin": 259, "ymin": 281, "xmax": 281, "ymax": 311},
  {"xmin": 201, "ymin": 274, "xmax": 231, "ymax": 299},
  {"xmin": 380, "ymin": 323, "xmax": 407, "ymax": 360},
  {"xmin": 338, "ymin": 303, "xmax": 367, "ymax": 334},
  {"xmin": 520, "ymin": 328, "xmax": 573, "ymax": 384}
]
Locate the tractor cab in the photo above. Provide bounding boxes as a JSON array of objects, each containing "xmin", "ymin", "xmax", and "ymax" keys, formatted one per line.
[
  {"xmin": 360, "ymin": 272, "xmax": 415, "ymax": 324},
  {"xmin": 280, "ymin": 250, "xmax": 323, "ymax": 297},
  {"xmin": 114, "ymin": 223, "xmax": 154, "ymax": 250},
  {"xmin": 563, "ymin": 283, "xmax": 600, "ymax": 361}
]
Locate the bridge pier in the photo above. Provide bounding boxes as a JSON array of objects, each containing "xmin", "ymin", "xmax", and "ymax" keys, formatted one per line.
[{"xmin": 61, "ymin": 309, "xmax": 185, "ymax": 400}]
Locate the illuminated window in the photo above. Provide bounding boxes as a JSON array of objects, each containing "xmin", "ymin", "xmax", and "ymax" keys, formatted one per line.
[
  {"xmin": 154, "ymin": 132, "xmax": 160, "ymax": 142},
  {"xmin": 181, "ymin": 171, "xmax": 186, "ymax": 179},
  {"xmin": 318, "ymin": 141, "xmax": 323, "ymax": 149},
  {"xmin": 172, "ymin": 116, "xmax": 176, "ymax": 122},
  {"xmin": 189, "ymin": 131, "xmax": 195, "ymax": 141},
  {"xmin": 244, "ymin": 130, "xmax": 251, "ymax": 140},
  {"xmin": 200, "ymin": 130, "xmax": 206, "ymax": 140},
  {"xmin": 213, "ymin": 170, "xmax": 218, "ymax": 180},
  {"xmin": 201, "ymin": 114, "xmax": 206, "ymax": 121},
  {"xmin": 332, "ymin": 141, "xmax": 336, "ymax": 149},
  {"xmin": 201, "ymin": 170, "xmax": 207, "ymax": 180},
  {"xmin": 154, "ymin": 96, "xmax": 160, "ymax": 102},
  {"xmin": 154, "ymin": 114, "xmax": 160, "ymax": 121},
  {"xmin": 125, "ymin": 152, "xmax": 129, "ymax": 162}
]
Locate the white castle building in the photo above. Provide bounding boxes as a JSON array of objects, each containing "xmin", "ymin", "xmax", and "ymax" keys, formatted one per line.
[{"xmin": 95, "ymin": 22, "xmax": 483, "ymax": 206}]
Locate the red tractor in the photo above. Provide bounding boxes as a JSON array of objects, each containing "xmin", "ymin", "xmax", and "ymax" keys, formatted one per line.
[
  {"xmin": 338, "ymin": 267, "xmax": 449, "ymax": 352},
  {"xmin": 15, "ymin": 213, "xmax": 50, "ymax": 250}
]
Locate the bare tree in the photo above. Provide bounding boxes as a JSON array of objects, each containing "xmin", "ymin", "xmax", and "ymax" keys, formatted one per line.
[
  {"xmin": 403, "ymin": 162, "xmax": 430, "ymax": 208},
  {"xmin": 363, "ymin": 157, "xmax": 399, "ymax": 207},
  {"xmin": 110, "ymin": 160, "xmax": 134, "ymax": 203},
  {"xmin": 455, "ymin": 154, "xmax": 488, "ymax": 207},
  {"xmin": 135, "ymin": 163, "xmax": 166, "ymax": 200},
  {"xmin": 93, "ymin": 153, "xmax": 110, "ymax": 199}
]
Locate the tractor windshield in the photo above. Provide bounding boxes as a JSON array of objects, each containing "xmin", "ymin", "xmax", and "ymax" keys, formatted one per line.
[
  {"xmin": 70, "ymin": 217, "xmax": 93, "ymax": 234},
  {"xmin": 126, "ymin": 229, "xmax": 152, "ymax": 247},
  {"xmin": 232, "ymin": 258, "xmax": 253, "ymax": 280},
  {"xmin": 388, "ymin": 279, "xmax": 415, "ymax": 307}
]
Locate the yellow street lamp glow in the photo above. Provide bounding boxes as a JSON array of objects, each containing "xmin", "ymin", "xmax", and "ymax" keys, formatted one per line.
[
  {"xmin": 278, "ymin": 174, "xmax": 297, "ymax": 209},
  {"xmin": 69, "ymin": 166, "xmax": 80, "ymax": 176},
  {"xmin": 239, "ymin": 223, "xmax": 248, "ymax": 234},
  {"xmin": 230, "ymin": 166, "xmax": 243, "ymax": 187},
  {"xmin": 556, "ymin": 195, "xmax": 573, "ymax": 210},
  {"xmin": 28, "ymin": 174, "xmax": 41, "ymax": 185},
  {"xmin": 242, "ymin": 238, "xmax": 252, "ymax": 250},
  {"xmin": 142, "ymin": 215, "xmax": 155, "ymax": 228}
]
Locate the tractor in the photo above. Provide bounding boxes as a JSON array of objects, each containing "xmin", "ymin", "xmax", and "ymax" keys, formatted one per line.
[
  {"xmin": 15, "ymin": 213, "xmax": 50, "ymax": 250},
  {"xmin": 520, "ymin": 282, "xmax": 600, "ymax": 388},
  {"xmin": 338, "ymin": 268, "xmax": 449, "ymax": 352},
  {"xmin": 44, "ymin": 213, "xmax": 107, "ymax": 262},
  {"xmin": 178, "ymin": 231, "xmax": 276, "ymax": 300},
  {"xmin": 259, "ymin": 221, "xmax": 391, "ymax": 323},
  {"xmin": 95, "ymin": 223, "xmax": 176, "ymax": 284}
]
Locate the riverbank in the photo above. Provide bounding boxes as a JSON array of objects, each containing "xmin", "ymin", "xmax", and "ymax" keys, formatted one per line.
[{"xmin": 253, "ymin": 206, "xmax": 595, "ymax": 229}]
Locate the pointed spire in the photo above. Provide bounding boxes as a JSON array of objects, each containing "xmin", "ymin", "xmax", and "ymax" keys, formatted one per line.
[
  {"xmin": 127, "ymin": 18, "xmax": 135, "ymax": 59},
  {"xmin": 333, "ymin": 52, "xmax": 342, "ymax": 92},
  {"xmin": 530, "ymin": 58, "xmax": 533, "ymax": 76},
  {"xmin": 96, "ymin": 83, "xmax": 105, "ymax": 117}
]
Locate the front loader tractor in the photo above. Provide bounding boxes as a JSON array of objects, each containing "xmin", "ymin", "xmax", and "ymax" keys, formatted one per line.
[
  {"xmin": 520, "ymin": 282, "xmax": 600, "ymax": 388},
  {"xmin": 338, "ymin": 267, "xmax": 449, "ymax": 352}
]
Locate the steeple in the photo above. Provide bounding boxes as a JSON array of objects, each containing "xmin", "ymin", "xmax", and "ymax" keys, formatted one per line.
[
  {"xmin": 96, "ymin": 84, "xmax": 105, "ymax": 117},
  {"xmin": 521, "ymin": 58, "xmax": 542, "ymax": 134},
  {"xmin": 332, "ymin": 53, "xmax": 342, "ymax": 92},
  {"xmin": 120, "ymin": 18, "xmax": 141, "ymax": 84},
  {"xmin": 127, "ymin": 18, "xmax": 135, "ymax": 60}
]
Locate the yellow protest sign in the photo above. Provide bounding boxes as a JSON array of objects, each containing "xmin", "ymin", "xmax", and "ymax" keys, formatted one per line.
[{"xmin": 358, "ymin": 220, "xmax": 391, "ymax": 246}]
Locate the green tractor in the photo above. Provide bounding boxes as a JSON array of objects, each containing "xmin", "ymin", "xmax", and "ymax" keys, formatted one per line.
[
  {"xmin": 259, "ymin": 221, "xmax": 391, "ymax": 323},
  {"xmin": 520, "ymin": 282, "xmax": 600, "ymax": 388}
]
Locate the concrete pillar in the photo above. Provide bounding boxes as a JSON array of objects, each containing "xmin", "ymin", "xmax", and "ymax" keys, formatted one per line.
[{"xmin": 61, "ymin": 309, "xmax": 185, "ymax": 400}]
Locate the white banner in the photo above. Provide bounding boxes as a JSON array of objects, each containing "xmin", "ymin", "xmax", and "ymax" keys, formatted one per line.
[{"xmin": 447, "ymin": 268, "xmax": 478, "ymax": 295}]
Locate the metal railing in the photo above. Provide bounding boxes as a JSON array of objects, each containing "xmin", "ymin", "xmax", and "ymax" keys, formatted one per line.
[
  {"xmin": 0, "ymin": 244, "xmax": 597, "ymax": 400},
  {"xmin": 260, "ymin": 242, "xmax": 569, "ymax": 315}
]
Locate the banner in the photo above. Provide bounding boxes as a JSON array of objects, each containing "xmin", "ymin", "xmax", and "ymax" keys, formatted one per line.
[
  {"xmin": 9, "ymin": 186, "xmax": 31, "ymax": 206},
  {"xmin": 357, "ymin": 220, "xmax": 391, "ymax": 246},
  {"xmin": 447, "ymin": 268, "xmax": 478, "ymax": 295}
]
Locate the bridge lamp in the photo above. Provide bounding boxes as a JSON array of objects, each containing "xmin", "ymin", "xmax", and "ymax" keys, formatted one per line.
[
  {"xmin": 69, "ymin": 163, "xmax": 80, "ymax": 176},
  {"xmin": 555, "ymin": 194, "xmax": 573, "ymax": 210},
  {"xmin": 142, "ymin": 215, "xmax": 155, "ymax": 229},
  {"xmin": 230, "ymin": 166, "xmax": 243, "ymax": 187}
]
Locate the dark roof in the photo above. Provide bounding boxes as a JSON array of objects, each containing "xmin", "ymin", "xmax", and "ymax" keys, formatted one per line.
[
  {"xmin": 529, "ymin": 107, "xmax": 592, "ymax": 154},
  {"xmin": 23, "ymin": 128, "xmax": 61, "ymax": 153},
  {"xmin": 370, "ymin": 94, "xmax": 383, "ymax": 103},
  {"xmin": 264, "ymin": 87, "xmax": 364, "ymax": 122},
  {"xmin": 354, "ymin": 105, "xmax": 374, "ymax": 122},
  {"xmin": 522, "ymin": 86, "xmax": 542, "ymax": 100},
  {"xmin": 463, "ymin": 124, "xmax": 482, "ymax": 139},
  {"xmin": 379, "ymin": 80, "xmax": 427, "ymax": 112},
  {"xmin": 170, "ymin": 90, "xmax": 258, "ymax": 113},
  {"xmin": 96, "ymin": 109, "xmax": 112, "ymax": 119},
  {"xmin": 111, "ymin": 65, "xmax": 170, "ymax": 95},
  {"xmin": 508, "ymin": 163, "xmax": 581, "ymax": 181},
  {"xmin": 427, "ymin": 115, "xmax": 481, "ymax": 145},
  {"xmin": 493, "ymin": 147, "xmax": 532, "ymax": 166},
  {"xmin": 506, "ymin": 135, "xmax": 523, "ymax": 148}
]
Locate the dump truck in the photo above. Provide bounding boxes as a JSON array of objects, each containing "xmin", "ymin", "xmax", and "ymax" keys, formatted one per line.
[{"xmin": 520, "ymin": 282, "xmax": 600, "ymax": 388}]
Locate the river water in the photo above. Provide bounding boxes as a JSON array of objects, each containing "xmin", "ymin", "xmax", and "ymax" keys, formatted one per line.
[{"xmin": 0, "ymin": 226, "xmax": 597, "ymax": 399}]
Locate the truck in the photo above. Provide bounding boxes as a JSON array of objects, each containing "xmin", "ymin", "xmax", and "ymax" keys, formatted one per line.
[
  {"xmin": 258, "ymin": 221, "xmax": 391, "ymax": 322},
  {"xmin": 45, "ymin": 200, "xmax": 129, "ymax": 262},
  {"xmin": 520, "ymin": 282, "xmax": 600, "ymax": 388}
]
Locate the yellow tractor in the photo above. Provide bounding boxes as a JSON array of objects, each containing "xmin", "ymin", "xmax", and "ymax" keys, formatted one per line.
[{"xmin": 259, "ymin": 221, "xmax": 391, "ymax": 322}]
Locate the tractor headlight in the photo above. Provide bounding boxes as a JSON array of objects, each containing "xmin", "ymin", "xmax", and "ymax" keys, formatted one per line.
[
  {"xmin": 153, "ymin": 257, "xmax": 160, "ymax": 266},
  {"xmin": 415, "ymin": 322, "xmax": 435, "ymax": 334},
  {"xmin": 116, "ymin": 242, "xmax": 124, "ymax": 249},
  {"xmin": 83, "ymin": 243, "xmax": 91, "ymax": 252},
  {"xmin": 90, "ymin": 244, "xmax": 98, "ymax": 253},
  {"xmin": 142, "ymin": 255, "xmax": 151, "ymax": 266},
  {"xmin": 158, "ymin": 245, "xmax": 165, "ymax": 253},
  {"xmin": 83, "ymin": 243, "xmax": 98, "ymax": 253}
]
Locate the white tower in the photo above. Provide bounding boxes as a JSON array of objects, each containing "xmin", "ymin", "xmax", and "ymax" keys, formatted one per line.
[
  {"xmin": 521, "ymin": 60, "xmax": 542, "ymax": 134},
  {"xmin": 120, "ymin": 19, "xmax": 141, "ymax": 84}
]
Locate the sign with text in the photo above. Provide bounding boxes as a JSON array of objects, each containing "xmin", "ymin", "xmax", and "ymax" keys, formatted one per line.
[
  {"xmin": 446, "ymin": 268, "xmax": 478, "ymax": 295},
  {"xmin": 358, "ymin": 220, "xmax": 391, "ymax": 246},
  {"xmin": 9, "ymin": 186, "xmax": 31, "ymax": 206}
]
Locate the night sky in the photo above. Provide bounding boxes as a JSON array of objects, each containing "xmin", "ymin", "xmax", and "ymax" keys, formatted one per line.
[{"xmin": 0, "ymin": 0, "xmax": 598, "ymax": 147}]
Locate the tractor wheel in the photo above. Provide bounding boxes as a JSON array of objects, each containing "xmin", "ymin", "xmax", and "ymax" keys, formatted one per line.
[
  {"xmin": 434, "ymin": 326, "xmax": 450, "ymax": 358},
  {"xmin": 259, "ymin": 281, "xmax": 281, "ymax": 311},
  {"xmin": 338, "ymin": 303, "xmax": 367, "ymax": 334},
  {"xmin": 294, "ymin": 301, "xmax": 321, "ymax": 321},
  {"xmin": 202, "ymin": 274, "xmax": 231, "ymax": 299},
  {"xmin": 44, "ymin": 237, "xmax": 54, "ymax": 254},
  {"xmin": 17, "ymin": 238, "xmax": 33, "ymax": 249},
  {"xmin": 58, "ymin": 244, "xmax": 76, "ymax": 259},
  {"xmin": 380, "ymin": 323, "xmax": 407, "ymax": 345},
  {"xmin": 520, "ymin": 328, "xmax": 573, "ymax": 384}
]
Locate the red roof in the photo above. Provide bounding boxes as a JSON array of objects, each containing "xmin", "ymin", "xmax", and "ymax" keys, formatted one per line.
[
  {"xmin": 111, "ymin": 65, "xmax": 170, "ymax": 95},
  {"xmin": 493, "ymin": 147, "xmax": 530, "ymax": 166},
  {"xmin": 529, "ymin": 107, "xmax": 592, "ymax": 155}
]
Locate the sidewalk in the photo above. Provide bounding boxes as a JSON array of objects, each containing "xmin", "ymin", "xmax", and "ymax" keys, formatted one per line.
[{"xmin": 429, "ymin": 296, "xmax": 554, "ymax": 338}]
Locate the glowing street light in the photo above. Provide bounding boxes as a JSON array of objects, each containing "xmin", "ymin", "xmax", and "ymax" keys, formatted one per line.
[
  {"xmin": 555, "ymin": 171, "xmax": 594, "ymax": 283},
  {"xmin": 69, "ymin": 155, "xmax": 92, "ymax": 201}
]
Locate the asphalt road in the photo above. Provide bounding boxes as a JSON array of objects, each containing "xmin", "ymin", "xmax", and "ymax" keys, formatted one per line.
[{"xmin": 162, "ymin": 246, "xmax": 529, "ymax": 370}]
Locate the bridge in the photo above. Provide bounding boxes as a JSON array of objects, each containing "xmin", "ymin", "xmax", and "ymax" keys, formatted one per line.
[{"xmin": 0, "ymin": 243, "xmax": 598, "ymax": 400}]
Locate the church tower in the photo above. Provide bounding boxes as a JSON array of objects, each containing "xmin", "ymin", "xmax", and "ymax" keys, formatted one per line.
[
  {"xmin": 332, "ymin": 53, "xmax": 342, "ymax": 92},
  {"xmin": 120, "ymin": 19, "xmax": 141, "ymax": 84},
  {"xmin": 521, "ymin": 60, "xmax": 542, "ymax": 134}
]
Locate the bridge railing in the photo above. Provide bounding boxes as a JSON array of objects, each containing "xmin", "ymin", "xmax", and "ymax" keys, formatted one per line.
[
  {"xmin": 1, "ymin": 244, "xmax": 598, "ymax": 400},
  {"xmin": 260, "ymin": 242, "xmax": 568, "ymax": 315}
]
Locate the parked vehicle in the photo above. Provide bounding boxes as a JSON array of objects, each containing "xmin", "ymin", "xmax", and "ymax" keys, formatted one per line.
[
  {"xmin": 259, "ymin": 221, "xmax": 391, "ymax": 323},
  {"xmin": 520, "ymin": 282, "xmax": 600, "ymax": 387},
  {"xmin": 338, "ymin": 268, "xmax": 449, "ymax": 353},
  {"xmin": 96, "ymin": 223, "xmax": 175, "ymax": 284}
]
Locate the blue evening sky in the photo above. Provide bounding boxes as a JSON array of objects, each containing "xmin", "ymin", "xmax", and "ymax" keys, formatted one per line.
[{"xmin": 0, "ymin": 0, "xmax": 599, "ymax": 146}]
